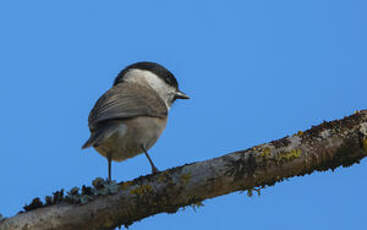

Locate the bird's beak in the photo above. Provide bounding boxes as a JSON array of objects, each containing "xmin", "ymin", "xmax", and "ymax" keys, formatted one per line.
[{"xmin": 175, "ymin": 90, "xmax": 190, "ymax": 100}]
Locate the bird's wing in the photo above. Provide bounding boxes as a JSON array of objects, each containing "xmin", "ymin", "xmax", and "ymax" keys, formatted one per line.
[{"xmin": 88, "ymin": 82, "xmax": 167, "ymax": 131}]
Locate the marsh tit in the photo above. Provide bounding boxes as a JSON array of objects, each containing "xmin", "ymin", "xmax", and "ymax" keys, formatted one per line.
[{"xmin": 82, "ymin": 62, "xmax": 189, "ymax": 181}]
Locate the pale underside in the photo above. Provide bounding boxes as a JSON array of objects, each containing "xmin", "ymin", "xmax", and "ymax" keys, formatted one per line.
[{"xmin": 94, "ymin": 116, "xmax": 167, "ymax": 162}]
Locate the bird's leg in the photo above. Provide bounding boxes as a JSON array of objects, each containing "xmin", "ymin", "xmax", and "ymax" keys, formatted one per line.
[
  {"xmin": 107, "ymin": 152, "xmax": 112, "ymax": 182},
  {"xmin": 141, "ymin": 145, "xmax": 159, "ymax": 174}
]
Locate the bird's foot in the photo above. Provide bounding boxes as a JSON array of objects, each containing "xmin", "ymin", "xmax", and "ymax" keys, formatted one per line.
[{"xmin": 152, "ymin": 166, "xmax": 160, "ymax": 174}]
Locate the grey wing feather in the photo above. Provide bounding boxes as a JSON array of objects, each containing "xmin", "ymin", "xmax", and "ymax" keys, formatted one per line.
[{"xmin": 88, "ymin": 83, "xmax": 167, "ymax": 131}]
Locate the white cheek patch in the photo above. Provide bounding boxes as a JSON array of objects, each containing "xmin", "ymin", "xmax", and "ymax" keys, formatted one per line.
[{"xmin": 124, "ymin": 69, "xmax": 176, "ymax": 109}]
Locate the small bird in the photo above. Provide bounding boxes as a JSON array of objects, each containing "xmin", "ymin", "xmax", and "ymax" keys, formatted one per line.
[{"xmin": 82, "ymin": 62, "xmax": 189, "ymax": 181}]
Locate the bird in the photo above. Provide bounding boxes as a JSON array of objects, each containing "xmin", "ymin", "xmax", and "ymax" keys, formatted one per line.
[{"xmin": 82, "ymin": 61, "xmax": 190, "ymax": 181}]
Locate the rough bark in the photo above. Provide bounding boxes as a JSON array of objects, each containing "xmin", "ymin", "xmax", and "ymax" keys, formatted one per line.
[{"xmin": 1, "ymin": 110, "xmax": 367, "ymax": 230}]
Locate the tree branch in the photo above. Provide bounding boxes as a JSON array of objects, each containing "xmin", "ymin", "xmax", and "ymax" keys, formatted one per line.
[{"xmin": 2, "ymin": 110, "xmax": 367, "ymax": 230}]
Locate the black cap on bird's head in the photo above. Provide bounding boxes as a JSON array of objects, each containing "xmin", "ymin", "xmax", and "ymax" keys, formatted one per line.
[
  {"xmin": 114, "ymin": 61, "xmax": 190, "ymax": 100},
  {"xmin": 114, "ymin": 62, "xmax": 178, "ymax": 87}
]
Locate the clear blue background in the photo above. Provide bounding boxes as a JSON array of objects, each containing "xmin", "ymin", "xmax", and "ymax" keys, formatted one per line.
[{"xmin": 1, "ymin": 0, "xmax": 366, "ymax": 229}]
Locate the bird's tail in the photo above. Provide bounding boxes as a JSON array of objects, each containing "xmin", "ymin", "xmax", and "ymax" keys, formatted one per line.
[
  {"xmin": 81, "ymin": 137, "xmax": 94, "ymax": 149},
  {"xmin": 81, "ymin": 132, "xmax": 104, "ymax": 149},
  {"xmin": 81, "ymin": 123, "xmax": 124, "ymax": 149}
]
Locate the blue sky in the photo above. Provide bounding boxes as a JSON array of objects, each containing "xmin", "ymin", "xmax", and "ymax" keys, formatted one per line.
[{"xmin": 1, "ymin": 0, "xmax": 366, "ymax": 229}]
